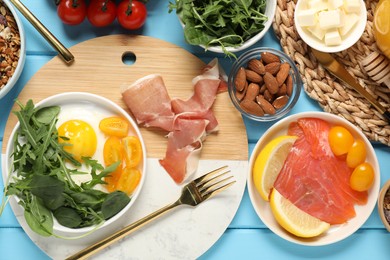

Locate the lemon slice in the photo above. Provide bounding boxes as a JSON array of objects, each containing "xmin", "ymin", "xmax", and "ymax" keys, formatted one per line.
[
  {"xmin": 270, "ymin": 189, "xmax": 330, "ymax": 238},
  {"xmin": 252, "ymin": 135, "xmax": 297, "ymax": 201}
]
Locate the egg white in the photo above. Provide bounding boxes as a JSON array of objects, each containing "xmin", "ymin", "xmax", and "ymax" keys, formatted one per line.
[{"xmin": 57, "ymin": 102, "xmax": 117, "ymax": 191}]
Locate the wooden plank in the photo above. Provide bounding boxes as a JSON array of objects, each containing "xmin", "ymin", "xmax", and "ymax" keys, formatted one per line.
[{"xmin": 2, "ymin": 35, "xmax": 248, "ymax": 161}]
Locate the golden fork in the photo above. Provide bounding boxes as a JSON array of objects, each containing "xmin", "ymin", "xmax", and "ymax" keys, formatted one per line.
[{"xmin": 66, "ymin": 165, "xmax": 235, "ymax": 260}]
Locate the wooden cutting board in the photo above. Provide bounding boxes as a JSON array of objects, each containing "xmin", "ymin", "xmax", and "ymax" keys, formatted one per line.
[{"xmin": 2, "ymin": 35, "xmax": 248, "ymax": 161}]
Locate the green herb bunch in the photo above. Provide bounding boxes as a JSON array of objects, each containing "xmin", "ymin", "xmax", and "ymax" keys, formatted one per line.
[
  {"xmin": 169, "ymin": 0, "xmax": 268, "ymax": 57},
  {"xmin": 1, "ymin": 100, "xmax": 130, "ymax": 238}
]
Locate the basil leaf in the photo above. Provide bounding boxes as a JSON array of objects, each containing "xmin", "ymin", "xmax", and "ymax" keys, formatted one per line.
[
  {"xmin": 30, "ymin": 175, "xmax": 65, "ymax": 201},
  {"xmin": 54, "ymin": 207, "xmax": 82, "ymax": 228},
  {"xmin": 101, "ymin": 191, "xmax": 130, "ymax": 220},
  {"xmin": 34, "ymin": 106, "xmax": 60, "ymax": 125},
  {"xmin": 24, "ymin": 196, "xmax": 53, "ymax": 237}
]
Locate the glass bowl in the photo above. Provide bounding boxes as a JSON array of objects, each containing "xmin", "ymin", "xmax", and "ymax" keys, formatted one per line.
[{"xmin": 228, "ymin": 47, "xmax": 302, "ymax": 122}]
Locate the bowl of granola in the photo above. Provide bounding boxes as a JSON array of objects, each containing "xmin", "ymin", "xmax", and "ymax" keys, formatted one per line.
[{"xmin": 0, "ymin": 0, "xmax": 25, "ymax": 99}]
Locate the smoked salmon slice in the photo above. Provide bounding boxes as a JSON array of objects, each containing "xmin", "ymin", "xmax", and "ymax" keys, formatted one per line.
[{"xmin": 274, "ymin": 118, "xmax": 368, "ymax": 224}]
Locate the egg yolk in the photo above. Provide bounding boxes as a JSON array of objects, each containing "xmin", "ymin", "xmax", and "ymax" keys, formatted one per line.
[{"xmin": 58, "ymin": 120, "xmax": 97, "ymax": 162}]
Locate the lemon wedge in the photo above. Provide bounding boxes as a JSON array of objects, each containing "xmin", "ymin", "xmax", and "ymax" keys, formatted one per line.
[
  {"xmin": 270, "ymin": 189, "xmax": 330, "ymax": 238},
  {"xmin": 252, "ymin": 135, "xmax": 297, "ymax": 201}
]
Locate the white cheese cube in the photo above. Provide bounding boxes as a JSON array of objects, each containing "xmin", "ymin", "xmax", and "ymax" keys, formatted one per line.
[
  {"xmin": 318, "ymin": 10, "xmax": 342, "ymax": 30},
  {"xmin": 344, "ymin": 0, "xmax": 361, "ymax": 13},
  {"xmin": 325, "ymin": 29, "xmax": 342, "ymax": 45},
  {"xmin": 339, "ymin": 13, "xmax": 359, "ymax": 36},
  {"xmin": 297, "ymin": 9, "xmax": 317, "ymax": 27},
  {"xmin": 308, "ymin": 0, "xmax": 328, "ymax": 12},
  {"xmin": 307, "ymin": 23, "xmax": 327, "ymax": 40},
  {"xmin": 328, "ymin": 0, "xmax": 344, "ymax": 9}
]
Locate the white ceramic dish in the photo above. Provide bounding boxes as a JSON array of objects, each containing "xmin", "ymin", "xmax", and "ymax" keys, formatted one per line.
[
  {"xmin": 247, "ymin": 111, "xmax": 380, "ymax": 246},
  {"xmin": 4, "ymin": 92, "xmax": 147, "ymax": 237},
  {"xmin": 0, "ymin": 0, "xmax": 26, "ymax": 99},
  {"xmin": 178, "ymin": 0, "xmax": 277, "ymax": 53},
  {"xmin": 294, "ymin": 0, "xmax": 367, "ymax": 53}
]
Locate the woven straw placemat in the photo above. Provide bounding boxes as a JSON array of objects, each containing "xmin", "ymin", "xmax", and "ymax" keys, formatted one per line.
[{"xmin": 272, "ymin": 0, "xmax": 390, "ymax": 146}]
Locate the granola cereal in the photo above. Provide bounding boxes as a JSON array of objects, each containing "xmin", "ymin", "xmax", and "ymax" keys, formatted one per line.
[{"xmin": 0, "ymin": 1, "xmax": 21, "ymax": 90}]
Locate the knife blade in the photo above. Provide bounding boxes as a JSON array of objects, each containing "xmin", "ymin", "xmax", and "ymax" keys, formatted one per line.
[{"xmin": 311, "ymin": 48, "xmax": 390, "ymax": 123}]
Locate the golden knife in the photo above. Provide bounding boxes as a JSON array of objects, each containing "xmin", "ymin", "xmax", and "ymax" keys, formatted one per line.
[
  {"xmin": 311, "ymin": 49, "xmax": 390, "ymax": 123},
  {"xmin": 9, "ymin": 0, "xmax": 74, "ymax": 63}
]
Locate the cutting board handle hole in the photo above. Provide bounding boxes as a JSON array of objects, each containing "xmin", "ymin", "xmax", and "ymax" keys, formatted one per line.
[{"xmin": 122, "ymin": 52, "xmax": 136, "ymax": 66}]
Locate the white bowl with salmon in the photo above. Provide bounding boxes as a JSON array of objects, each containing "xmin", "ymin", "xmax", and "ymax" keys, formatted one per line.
[{"xmin": 248, "ymin": 112, "xmax": 380, "ymax": 246}]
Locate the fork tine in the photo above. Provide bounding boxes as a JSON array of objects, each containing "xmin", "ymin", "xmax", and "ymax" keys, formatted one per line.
[
  {"xmin": 197, "ymin": 170, "xmax": 231, "ymax": 191},
  {"xmin": 193, "ymin": 165, "xmax": 228, "ymax": 184},
  {"xmin": 200, "ymin": 180, "xmax": 236, "ymax": 201}
]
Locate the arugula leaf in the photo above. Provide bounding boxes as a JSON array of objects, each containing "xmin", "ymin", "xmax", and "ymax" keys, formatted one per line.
[{"xmin": 169, "ymin": 0, "xmax": 268, "ymax": 57}]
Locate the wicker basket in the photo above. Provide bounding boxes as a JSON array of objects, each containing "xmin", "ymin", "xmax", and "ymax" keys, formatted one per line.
[{"xmin": 273, "ymin": 0, "xmax": 390, "ymax": 146}]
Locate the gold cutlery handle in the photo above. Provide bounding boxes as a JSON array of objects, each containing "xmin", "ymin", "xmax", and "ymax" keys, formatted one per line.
[
  {"xmin": 9, "ymin": 0, "xmax": 74, "ymax": 63},
  {"xmin": 66, "ymin": 201, "xmax": 180, "ymax": 260}
]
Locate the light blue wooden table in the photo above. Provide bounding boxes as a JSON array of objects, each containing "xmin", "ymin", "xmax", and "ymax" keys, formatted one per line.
[{"xmin": 0, "ymin": 1, "xmax": 389, "ymax": 259}]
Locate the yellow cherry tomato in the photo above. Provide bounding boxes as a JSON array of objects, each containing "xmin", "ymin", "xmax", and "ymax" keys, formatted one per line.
[
  {"xmin": 328, "ymin": 126, "xmax": 354, "ymax": 156},
  {"xmin": 105, "ymin": 170, "xmax": 122, "ymax": 193},
  {"xmin": 122, "ymin": 136, "xmax": 142, "ymax": 168},
  {"xmin": 99, "ymin": 117, "xmax": 129, "ymax": 137},
  {"xmin": 346, "ymin": 139, "xmax": 367, "ymax": 168},
  {"xmin": 350, "ymin": 162, "xmax": 375, "ymax": 192},
  {"xmin": 116, "ymin": 167, "xmax": 141, "ymax": 195},
  {"xmin": 103, "ymin": 136, "xmax": 124, "ymax": 168}
]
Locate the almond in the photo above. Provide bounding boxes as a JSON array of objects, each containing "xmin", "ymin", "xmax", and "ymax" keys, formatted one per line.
[
  {"xmin": 245, "ymin": 69, "xmax": 263, "ymax": 84},
  {"xmin": 234, "ymin": 67, "xmax": 247, "ymax": 91},
  {"xmin": 240, "ymin": 99, "xmax": 265, "ymax": 116},
  {"xmin": 248, "ymin": 59, "xmax": 266, "ymax": 75},
  {"xmin": 235, "ymin": 81, "xmax": 248, "ymax": 101},
  {"xmin": 265, "ymin": 62, "xmax": 281, "ymax": 75},
  {"xmin": 276, "ymin": 63, "xmax": 290, "ymax": 86},
  {"xmin": 263, "ymin": 89, "xmax": 274, "ymax": 103},
  {"xmin": 286, "ymin": 74, "xmax": 293, "ymax": 96},
  {"xmin": 261, "ymin": 52, "xmax": 280, "ymax": 64},
  {"xmin": 277, "ymin": 83, "xmax": 287, "ymax": 96},
  {"xmin": 263, "ymin": 72, "xmax": 279, "ymax": 95},
  {"xmin": 273, "ymin": 95, "xmax": 289, "ymax": 110},
  {"xmin": 244, "ymin": 83, "xmax": 260, "ymax": 101},
  {"xmin": 259, "ymin": 84, "xmax": 267, "ymax": 94},
  {"xmin": 256, "ymin": 95, "xmax": 276, "ymax": 115}
]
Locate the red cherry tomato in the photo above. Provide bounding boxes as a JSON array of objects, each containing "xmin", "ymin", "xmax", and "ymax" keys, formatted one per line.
[
  {"xmin": 57, "ymin": 0, "xmax": 87, "ymax": 25},
  {"xmin": 117, "ymin": 0, "xmax": 147, "ymax": 30},
  {"xmin": 87, "ymin": 0, "xmax": 117, "ymax": 27}
]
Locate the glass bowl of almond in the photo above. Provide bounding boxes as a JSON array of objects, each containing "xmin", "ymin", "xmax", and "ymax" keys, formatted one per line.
[{"xmin": 228, "ymin": 47, "xmax": 302, "ymax": 122}]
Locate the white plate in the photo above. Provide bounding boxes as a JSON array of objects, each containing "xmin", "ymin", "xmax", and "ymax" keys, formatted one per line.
[
  {"xmin": 3, "ymin": 93, "xmax": 247, "ymax": 258},
  {"xmin": 247, "ymin": 112, "xmax": 380, "ymax": 246},
  {"xmin": 4, "ymin": 92, "xmax": 147, "ymax": 236}
]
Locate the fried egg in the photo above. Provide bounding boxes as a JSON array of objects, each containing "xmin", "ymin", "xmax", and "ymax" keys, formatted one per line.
[{"xmin": 56, "ymin": 102, "xmax": 119, "ymax": 188}]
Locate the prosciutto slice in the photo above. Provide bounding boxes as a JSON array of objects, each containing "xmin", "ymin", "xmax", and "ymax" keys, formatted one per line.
[
  {"xmin": 121, "ymin": 74, "xmax": 174, "ymax": 132},
  {"xmin": 121, "ymin": 59, "xmax": 227, "ymax": 184}
]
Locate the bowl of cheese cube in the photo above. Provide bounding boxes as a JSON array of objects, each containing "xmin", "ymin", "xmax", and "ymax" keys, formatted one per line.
[{"xmin": 294, "ymin": 0, "xmax": 367, "ymax": 52}]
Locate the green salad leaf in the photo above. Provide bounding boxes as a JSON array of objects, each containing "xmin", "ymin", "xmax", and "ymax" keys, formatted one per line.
[
  {"xmin": 169, "ymin": 0, "xmax": 268, "ymax": 57},
  {"xmin": 1, "ymin": 99, "xmax": 130, "ymax": 238}
]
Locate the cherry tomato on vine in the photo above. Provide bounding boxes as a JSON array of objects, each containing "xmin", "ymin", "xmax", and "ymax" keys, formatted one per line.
[
  {"xmin": 57, "ymin": 0, "xmax": 87, "ymax": 25},
  {"xmin": 117, "ymin": 0, "xmax": 147, "ymax": 30},
  {"xmin": 87, "ymin": 0, "xmax": 117, "ymax": 27}
]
